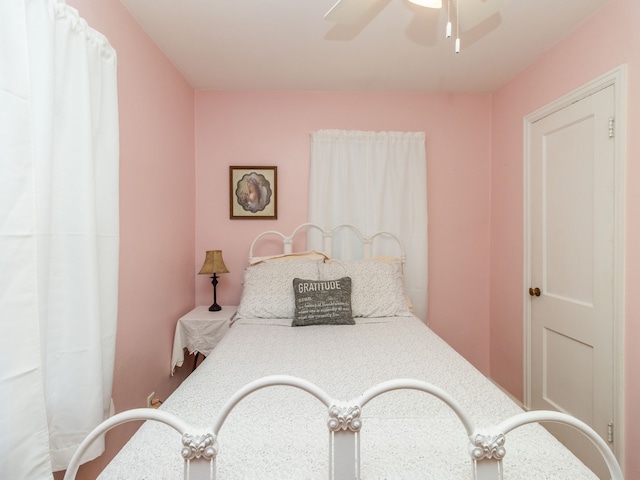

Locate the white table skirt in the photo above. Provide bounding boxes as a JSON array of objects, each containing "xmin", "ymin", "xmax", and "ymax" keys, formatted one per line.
[{"xmin": 170, "ymin": 305, "xmax": 235, "ymax": 374}]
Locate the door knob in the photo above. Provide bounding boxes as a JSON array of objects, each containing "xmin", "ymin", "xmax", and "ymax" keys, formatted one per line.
[{"xmin": 529, "ymin": 287, "xmax": 541, "ymax": 297}]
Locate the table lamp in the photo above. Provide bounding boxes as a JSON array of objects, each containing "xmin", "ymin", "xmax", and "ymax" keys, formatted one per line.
[{"xmin": 198, "ymin": 250, "xmax": 229, "ymax": 311}]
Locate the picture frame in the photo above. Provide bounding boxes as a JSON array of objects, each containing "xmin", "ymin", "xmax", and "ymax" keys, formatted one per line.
[{"xmin": 229, "ymin": 166, "xmax": 277, "ymax": 219}]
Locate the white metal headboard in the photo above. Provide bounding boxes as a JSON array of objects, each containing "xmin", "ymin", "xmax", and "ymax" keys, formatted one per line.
[{"xmin": 248, "ymin": 223, "xmax": 405, "ymax": 264}]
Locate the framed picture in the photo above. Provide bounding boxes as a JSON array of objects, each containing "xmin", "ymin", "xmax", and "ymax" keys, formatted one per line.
[{"xmin": 229, "ymin": 166, "xmax": 277, "ymax": 219}]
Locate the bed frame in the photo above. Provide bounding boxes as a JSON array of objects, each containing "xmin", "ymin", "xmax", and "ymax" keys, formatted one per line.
[
  {"xmin": 64, "ymin": 225, "xmax": 624, "ymax": 480},
  {"xmin": 64, "ymin": 375, "xmax": 622, "ymax": 480},
  {"xmin": 248, "ymin": 222, "xmax": 405, "ymax": 263}
]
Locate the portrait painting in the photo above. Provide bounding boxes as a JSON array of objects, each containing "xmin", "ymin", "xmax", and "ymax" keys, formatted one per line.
[{"xmin": 229, "ymin": 166, "xmax": 277, "ymax": 219}]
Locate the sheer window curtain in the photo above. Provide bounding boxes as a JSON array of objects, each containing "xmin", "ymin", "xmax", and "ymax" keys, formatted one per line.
[
  {"xmin": 0, "ymin": 1, "xmax": 119, "ymax": 478},
  {"xmin": 308, "ymin": 130, "xmax": 428, "ymax": 322}
]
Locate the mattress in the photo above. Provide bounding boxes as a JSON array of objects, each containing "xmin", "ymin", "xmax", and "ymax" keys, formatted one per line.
[{"xmin": 98, "ymin": 315, "xmax": 597, "ymax": 479}]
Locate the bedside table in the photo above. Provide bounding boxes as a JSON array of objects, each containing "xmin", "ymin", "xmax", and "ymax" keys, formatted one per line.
[{"xmin": 171, "ymin": 305, "xmax": 237, "ymax": 375}]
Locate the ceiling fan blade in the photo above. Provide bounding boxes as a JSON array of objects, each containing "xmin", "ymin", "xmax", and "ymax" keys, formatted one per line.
[
  {"xmin": 324, "ymin": 0, "xmax": 384, "ymax": 24},
  {"xmin": 408, "ymin": 0, "xmax": 442, "ymax": 7},
  {"xmin": 457, "ymin": 0, "xmax": 506, "ymax": 31}
]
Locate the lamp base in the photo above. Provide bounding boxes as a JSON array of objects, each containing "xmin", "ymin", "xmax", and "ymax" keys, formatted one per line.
[{"xmin": 209, "ymin": 273, "xmax": 222, "ymax": 312}]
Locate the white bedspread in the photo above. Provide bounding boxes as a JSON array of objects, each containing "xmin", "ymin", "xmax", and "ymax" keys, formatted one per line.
[{"xmin": 99, "ymin": 316, "xmax": 597, "ymax": 479}]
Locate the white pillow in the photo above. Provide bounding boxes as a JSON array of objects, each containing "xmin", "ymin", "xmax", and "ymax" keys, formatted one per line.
[
  {"xmin": 237, "ymin": 259, "xmax": 322, "ymax": 319},
  {"xmin": 319, "ymin": 259, "xmax": 412, "ymax": 318}
]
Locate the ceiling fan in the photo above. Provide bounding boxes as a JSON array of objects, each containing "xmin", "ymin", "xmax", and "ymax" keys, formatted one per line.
[{"xmin": 325, "ymin": 0, "xmax": 507, "ymax": 36}]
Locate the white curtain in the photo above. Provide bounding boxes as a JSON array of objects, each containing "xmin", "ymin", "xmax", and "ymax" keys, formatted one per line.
[
  {"xmin": 309, "ymin": 130, "xmax": 428, "ymax": 322},
  {"xmin": 0, "ymin": 1, "xmax": 119, "ymax": 478}
]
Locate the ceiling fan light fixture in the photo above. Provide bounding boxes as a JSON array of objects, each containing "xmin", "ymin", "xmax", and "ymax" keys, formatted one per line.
[
  {"xmin": 445, "ymin": 0, "xmax": 451, "ymax": 38},
  {"xmin": 408, "ymin": 0, "xmax": 442, "ymax": 8}
]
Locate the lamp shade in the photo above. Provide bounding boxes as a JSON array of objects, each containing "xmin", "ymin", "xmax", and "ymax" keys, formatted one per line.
[
  {"xmin": 407, "ymin": 0, "xmax": 442, "ymax": 7},
  {"xmin": 198, "ymin": 250, "xmax": 229, "ymax": 275}
]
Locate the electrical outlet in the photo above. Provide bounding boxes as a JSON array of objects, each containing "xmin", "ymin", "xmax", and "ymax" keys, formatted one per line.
[{"xmin": 146, "ymin": 391, "xmax": 155, "ymax": 408}]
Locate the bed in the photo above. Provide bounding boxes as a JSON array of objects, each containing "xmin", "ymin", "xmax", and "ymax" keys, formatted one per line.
[{"xmin": 65, "ymin": 224, "xmax": 622, "ymax": 480}]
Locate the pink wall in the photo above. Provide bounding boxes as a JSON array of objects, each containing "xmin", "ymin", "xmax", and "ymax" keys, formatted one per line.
[
  {"xmin": 194, "ymin": 91, "xmax": 493, "ymax": 374},
  {"xmin": 60, "ymin": 1, "xmax": 196, "ymax": 478},
  {"xmin": 490, "ymin": 0, "xmax": 640, "ymax": 476}
]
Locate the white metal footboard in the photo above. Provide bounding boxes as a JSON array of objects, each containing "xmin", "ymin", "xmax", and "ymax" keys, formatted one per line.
[{"xmin": 64, "ymin": 375, "xmax": 623, "ymax": 480}]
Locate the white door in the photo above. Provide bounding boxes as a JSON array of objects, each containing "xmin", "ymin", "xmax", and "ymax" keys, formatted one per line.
[{"xmin": 528, "ymin": 84, "xmax": 616, "ymax": 479}]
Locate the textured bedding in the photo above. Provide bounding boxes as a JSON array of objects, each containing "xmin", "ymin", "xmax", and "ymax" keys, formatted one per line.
[{"xmin": 99, "ymin": 316, "xmax": 597, "ymax": 479}]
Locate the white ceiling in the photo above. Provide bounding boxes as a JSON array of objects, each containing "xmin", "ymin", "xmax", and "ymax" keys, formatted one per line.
[{"xmin": 119, "ymin": 0, "xmax": 610, "ymax": 93}]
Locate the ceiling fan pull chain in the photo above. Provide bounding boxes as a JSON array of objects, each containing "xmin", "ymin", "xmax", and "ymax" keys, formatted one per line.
[{"xmin": 455, "ymin": 0, "xmax": 461, "ymax": 53}]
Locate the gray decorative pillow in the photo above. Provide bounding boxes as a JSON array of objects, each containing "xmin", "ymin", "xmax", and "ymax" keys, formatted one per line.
[{"xmin": 292, "ymin": 277, "xmax": 354, "ymax": 327}]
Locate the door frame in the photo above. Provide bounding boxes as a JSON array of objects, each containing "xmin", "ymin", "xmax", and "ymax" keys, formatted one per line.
[{"xmin": 522, "ymin": 65, "xmax": 627, "ymax": 464}]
